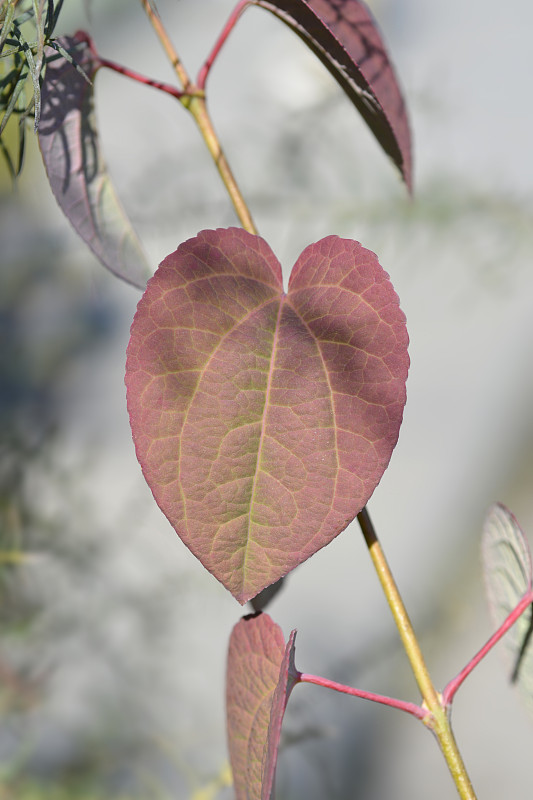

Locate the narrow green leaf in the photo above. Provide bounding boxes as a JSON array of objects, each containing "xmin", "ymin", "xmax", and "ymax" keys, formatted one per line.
[
  {"xmin": 46, "ymin": 39, "xmax": 91, "ymax": 83},
  {"xmin": 0, "ymin": 1, "xmax": 15, "ymax": 55},
  {"xmin": 15, "ymin": 106, "xmax": 26, "ymax": 174},
  {"xmin": 0, "ymin": 131, "xmax": 15, "ymax": 178},
  {"xmin": 4, "ymin": 23, "xmax": 40, "ymax": 130},
  {"xmin": 482, "ymin": 503, "xmax": 533, "ymax": 711},
  {"xmin": 0, "ymin": 63, "xmax": 28, "ymax": 136}
]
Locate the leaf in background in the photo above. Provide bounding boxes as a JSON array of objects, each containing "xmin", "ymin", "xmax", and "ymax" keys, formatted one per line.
[
  {"xmin": 482, "ymin": 503, "xmax": 533, "ymax": 707},
  {"xmin": 251, "ymin": 0, "xmax": 412, "ymax": 190},
  {"xmin": 226, "ymin": 612, "xmax": 299, "ymax": 800},
  {"xmin": 126, "ymin": 227, "xmax": 409, "ymax": 602},
  {"xmin": 38, "ymin": 34, "xmax": 152, "ymax": 290}
]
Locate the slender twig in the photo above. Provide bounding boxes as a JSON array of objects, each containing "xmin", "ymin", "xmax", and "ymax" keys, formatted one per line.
[
  {"xmin": 357, "ymin": 507, "xmax": 441, "ymax": 709},
  {"xmin": 98, "ymin": 55, "xmax": 190, "ymax": 101},
  {"xmin": 357, "ymin": 506, "xmax": 477, "ymax": 800},
  {"xmin": 442, "ymin": 588, "xmax": 533, "ymax": 706},
  {"xmin": 139, "ymin": 0, "xmax": 257, "ymax": 234},
  {"xmin": 135, "ymin": 5, "xmax": 478, "ymax": 796},
  {"xmin": 138, "ymin": 0, "xmax": 191, "ymax": 94},
  {"xmin": 299, "ymin": 673, "xmax": 428, "ymax": 720},
  {"xmin": 197, "ymin": 0, "xmax": 251, "ymax": 90}
]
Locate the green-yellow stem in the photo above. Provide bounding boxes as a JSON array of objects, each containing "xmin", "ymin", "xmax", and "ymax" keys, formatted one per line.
[
  {"xmin": 139, "ymin": 0, "xmax": 257, "ymax": 234},
  {"xmin": 187, "ymin": 97, "xmax": 257, "ymax": 235},
  {"xmin": 139, "ymin": 0, "xmax": 191, "ymax": 92},
  {"xmin": 138, "ymin": 4, "xmax": 476, "ymax": 796},
  {"xmin": 358, "ymin": 507, "xmax": 477, "ymax": 800}
]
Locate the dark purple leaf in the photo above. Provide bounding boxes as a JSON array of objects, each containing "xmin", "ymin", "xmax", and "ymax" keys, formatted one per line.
[
  {"xmin": 125, "ymin": 227, "xmax": 409, "ymax": 603},
  {"xmin": 226, "ymin": 612, "xmax": 299, "ymax": 800},
  {"xmin": 38, "ymin": 34, "xmax": 151, "ymax": 289},
  {"xmin": 252, "ymin": 0, "xmax": 412, "ymax": 190}
]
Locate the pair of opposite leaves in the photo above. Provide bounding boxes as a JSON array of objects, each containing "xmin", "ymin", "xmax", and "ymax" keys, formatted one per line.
[{"xmin": 125, "ymin": 227, "xmax": 409, "ymax": 603}]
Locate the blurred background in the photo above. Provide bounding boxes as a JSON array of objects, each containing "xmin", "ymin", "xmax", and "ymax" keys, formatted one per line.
[{"xmin": 1, "ymin": 0, "xmax": 533, "ymax": 797}]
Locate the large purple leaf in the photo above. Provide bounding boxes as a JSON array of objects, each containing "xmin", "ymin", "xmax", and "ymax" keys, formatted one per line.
[
  {"xmin": 38, "ymin": 34, "xmax": 151, "ymax": 289},
  {"xmin": 251, "ymin": 0, "xmax": 412, "ymax": 190},
  {"xmin": 226, "ymin": 612, "xmax": 299, "ymax": 800},
  {"xmin": 125, "ymin": 227, "xmax": 409, "ymax": 603}
]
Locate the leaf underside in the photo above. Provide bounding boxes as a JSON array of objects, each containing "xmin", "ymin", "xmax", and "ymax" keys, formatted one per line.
[
  {"xmin": 252, "ymin": 0, "xmax": 412, "ymax": 190},
  {"xmin": 126, "ymin": 227, "xmax": 409, "ymax": 602},
  {"xmin": 226, "ymin": 612, "xmax": 298, "ymax": 800},
  {"xmin": 482, "ymin": 503, "xmax": 533, "ymax": 708},
  {"xmin": 38, "ymin": 34, "xmax": 151, "ymax": 289}
]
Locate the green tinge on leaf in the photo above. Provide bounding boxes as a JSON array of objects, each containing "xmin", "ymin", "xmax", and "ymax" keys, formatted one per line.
[
  {"xmin": 226, "ymin": 613, "xmax": 299, "ymax": 800},
  {"xmin": 482, "ymin": 503, "xmax": 533, "ymax": 709},
  {"xmin": 38, "ymin": 34, "xmax": 152, "ymax": 289},
  {"xmin": 126, "ymin": 228, "xmax": 409, "ymax": 602}
]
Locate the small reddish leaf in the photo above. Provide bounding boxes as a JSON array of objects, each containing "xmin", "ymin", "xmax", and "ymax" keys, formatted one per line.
[
  {"xmin": 251, "ymin": 0, "xmax": 412, "ymax": 190},
  {"xmin": 38, "ymin": 34, "xmax": 151, "ymax": 289},
  {"xmin": 226, "ymin": 612, "xmax": 299, "ymax": 800},
  {"xmin": 125, "ymin": 228, "xmax": 408, "ymax": 602}
]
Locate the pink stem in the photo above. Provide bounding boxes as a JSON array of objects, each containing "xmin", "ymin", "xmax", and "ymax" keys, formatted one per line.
[
  {"xmin": 72, "ymin": 30, "xmax": 188, "ymax": 101},
  {"xmin": 442, "ymin": 588, "xmax": 533, "ymax": 707},
  {"xmin": 197, "ymin": 0, "xmax": 251, "ymax": 90},
  {"xmin": 299, "ymin": 673, "xmax": 428, "ymax": 721},
  {"xmin": 98, "ymin": 56, "xmax": 186, "ymax": 100}
]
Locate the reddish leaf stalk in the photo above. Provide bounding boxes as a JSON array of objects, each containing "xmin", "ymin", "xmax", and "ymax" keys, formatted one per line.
[
  {"xmin": 197, "ymin": 0, "xmax": 251, "ymax": 90},
  {"xmin": 299, "ymin": 673, "xmax": 428, "ymax": 720},
  {"xmin": 97, "ymin": 56, "xmax": 191, "ymax": 102},
  {"xmin": 442, "ymin": 589, "xmax": 533, "ymax": 707}
]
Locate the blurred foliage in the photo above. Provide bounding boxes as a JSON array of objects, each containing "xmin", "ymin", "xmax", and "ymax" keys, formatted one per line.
[
  {"xmin": 0, "ymin": 196, "xmax": 119, "ymax": 782},
  {"xmin": 0, "ymin": 776, "xmax": 135, "ymax": 799},
  {"xmin": 0, "ymin": 191, "xmax": 225, "ymax": 796},
  {"xmin": 0, "ymin": 0, "xmax": 68, "ymax": 178},
  {"xmin": 0, "ymin": 217, "xmax": 109, "ymax": 758}
]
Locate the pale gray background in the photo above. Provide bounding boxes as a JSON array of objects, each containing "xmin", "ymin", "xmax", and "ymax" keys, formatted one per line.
[{"xmin": 1, "ymin": 0, "xmax": 533, "ymax": 797}]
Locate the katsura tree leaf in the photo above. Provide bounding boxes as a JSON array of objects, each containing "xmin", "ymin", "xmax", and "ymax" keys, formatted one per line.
[
  {"xmin": 226, "ymin": 612, "xmax": 299, "ymax": 800},
  {"xmin": 482, "ymin": 503, "xmax": 533, "ymax": 706},
  {"xmin": 126, "ymin": 227, "xmax": 409, "ymax": 602},
  {"xmin": 251, "ymin": 0, "xmax": 412, "ymax": 190},
  {"xmin": 38, "ymin": 34, "xmax": 152, "ymax": 290}
]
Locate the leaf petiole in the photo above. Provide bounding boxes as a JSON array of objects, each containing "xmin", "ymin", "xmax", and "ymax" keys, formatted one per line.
[
  {"xmin": 98, "ymin": 54, "xmax": 196, "ymax": 102},
  {"xmin": 442, "ymin": 588, "xmax": 533, "ymax": 706},
  {"xmin": 299, "ymin": 672, "xmax": 428, "ymax": 720},
  {"xmin": 197, "ymin": 0, "xmax": 251, "ymax": 90}
]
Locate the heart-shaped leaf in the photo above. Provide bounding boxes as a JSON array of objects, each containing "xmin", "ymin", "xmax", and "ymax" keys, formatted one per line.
[
  {"xmin": 38, "ymin": 34, "xmax": 152, "ymax": 290},
  {"xmin": 226, "ymin": 612, "xmax": 299, "ymax": 800},
  {"xmin": 251, "ymin": 0, "xmax": 412, "ymax": 190},
  {"xmin": 126, "ymin": 227, "xmax": 409, "ymax": 602},
  {"xmin": 482, "ymin": 503, "xmax": 533, "ymax": 707}
]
